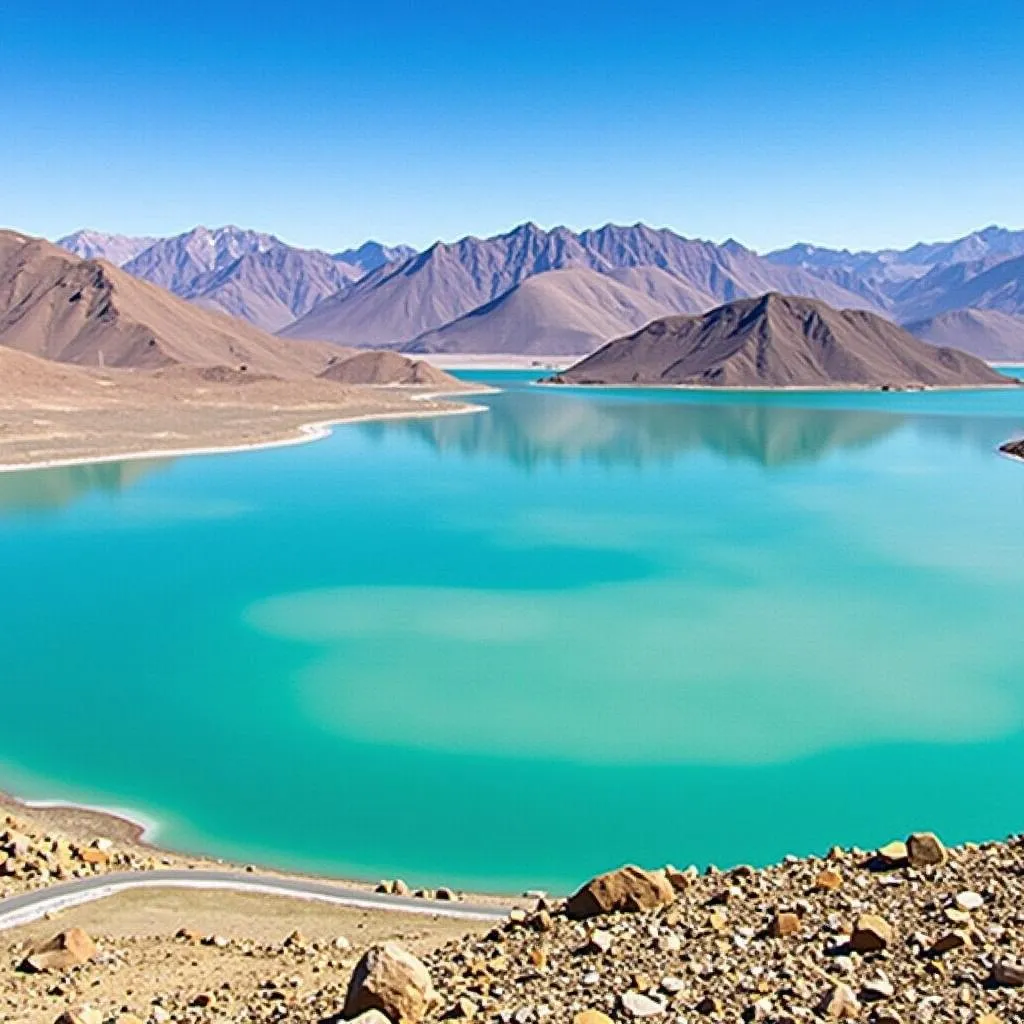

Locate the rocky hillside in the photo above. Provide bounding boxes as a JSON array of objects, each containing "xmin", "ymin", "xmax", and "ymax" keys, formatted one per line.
[
  {"xmin": 554, "ymin": 294, "xmax": 1012, "ymax": 389},
  {"xmin": 8, "ymin": 825, "xmax": 1024, "ymax": 1024}
]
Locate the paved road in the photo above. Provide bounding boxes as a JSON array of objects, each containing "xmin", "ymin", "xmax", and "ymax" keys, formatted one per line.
[{"xmin": 0, "ymin": 870, "xmax": 508, "ymax": 931}]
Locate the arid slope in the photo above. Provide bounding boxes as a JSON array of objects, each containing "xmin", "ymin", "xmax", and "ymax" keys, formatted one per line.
[{"xmin": 556, "ymin": 293, "xmax": 1012, "ymax": 388}]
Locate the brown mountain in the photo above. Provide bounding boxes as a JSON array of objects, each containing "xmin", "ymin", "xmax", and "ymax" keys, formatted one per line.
[
  {"xmin": 0, "ymin": 231, "xmax": 460, "ymax": 388},
  {"xmin": 554, "ymin": 293, "xmax": 1013, "ymax": 389},
  {"xmin": 319, "ymin": 350, "xmax": 458, "ymax": 388}
]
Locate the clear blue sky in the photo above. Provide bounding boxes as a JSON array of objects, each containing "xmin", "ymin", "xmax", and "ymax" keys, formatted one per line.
[{"xmin": 3, "ymin": 1, "xmax": 1022, "ymax": 253}]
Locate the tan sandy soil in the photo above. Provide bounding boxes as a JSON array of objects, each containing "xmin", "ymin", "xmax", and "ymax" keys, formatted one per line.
[
  {"xmin": 2, "ymin": 888, "xmax": 482, "ymax": 1023},
  {"xmin": 0, "ymin": 350, "xmax": 486, "ymax": 470}
]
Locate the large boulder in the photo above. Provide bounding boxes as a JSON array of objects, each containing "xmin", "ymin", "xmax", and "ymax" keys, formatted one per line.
[
  {"xmin": 565, "ymin": 865, "xmax": 675, "ymax": 920},
  {"xmin": 343, "ymin": 942, "xmax": 439, "ymax": 1023},
  {"xmin": 23, "ymin": 929, "xmax": 97, "ymax": 972}
]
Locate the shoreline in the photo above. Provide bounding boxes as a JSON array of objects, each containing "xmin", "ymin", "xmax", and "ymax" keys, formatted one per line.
[
  {"xmin": 0, "ymin": 389, "xmax": 490, "ymax": 475},
  {"xmin": 0, "ymin": 787, "xmax": 523, "ymax": 904}
]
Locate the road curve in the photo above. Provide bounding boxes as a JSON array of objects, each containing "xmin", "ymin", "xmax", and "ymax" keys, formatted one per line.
[{"xmin": 0, "ymin": 870, "xmax": 508, "ymax": 932}]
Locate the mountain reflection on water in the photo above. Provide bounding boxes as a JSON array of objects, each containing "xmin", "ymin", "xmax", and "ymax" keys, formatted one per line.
[
  {"xmin": 0, "ymin": 459, "xmax": 170, "ymax": 516},
  {"xmin": 368, "ymin": 384, "xmax": 1023, "ymax": 469}
]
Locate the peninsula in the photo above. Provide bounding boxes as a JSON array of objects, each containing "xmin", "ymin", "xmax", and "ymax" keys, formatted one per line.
[{"xmin": 0, "ymin": 232, "xmax": 481, "ymax": 469}]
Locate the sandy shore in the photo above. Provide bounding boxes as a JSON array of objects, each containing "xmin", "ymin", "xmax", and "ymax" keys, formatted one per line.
[
  {"xmin": 0, "ymin": 790, "xmax": 522, "ymax": 909},
  {"xmin": 0, "ymin": 368, "xmax": 490, "ymax": 472}
]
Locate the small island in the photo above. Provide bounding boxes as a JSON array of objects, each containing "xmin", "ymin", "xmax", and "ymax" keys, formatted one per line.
[{"xmin": 547, "ymin": 293, "xmax": 1018, "ymax": 390}]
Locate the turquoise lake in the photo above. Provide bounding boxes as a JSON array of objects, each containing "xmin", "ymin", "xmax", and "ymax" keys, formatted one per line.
[{"xmin": 1, "ymin": 370, "xmax": 1023, "ymax": 893}]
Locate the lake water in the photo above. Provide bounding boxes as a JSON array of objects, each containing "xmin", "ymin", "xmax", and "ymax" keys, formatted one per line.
[{"xmin": 1, "ymin": 371, "xmax": 1023, "ymax": 893}]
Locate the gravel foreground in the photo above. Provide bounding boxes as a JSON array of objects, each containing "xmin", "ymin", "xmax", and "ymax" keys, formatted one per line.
[{"xmin": 5, "ymin": 808, "xmax": 1024, "ymax": 1024}]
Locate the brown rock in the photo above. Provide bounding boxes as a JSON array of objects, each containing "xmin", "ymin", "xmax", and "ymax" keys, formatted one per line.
[
  {"xmin": 574, "ymin": 1014, "xmax": 613, "ymax": 1024},
  {"xmin": 929, "ymin": 930, "xmax": 970, "ymax": 955},
  {"xmin": 906, "ymin": 832, "xmax": 946, "ymax": 868},
  {"xmin": 770, "ymin": 911, "xmax": 801, "ymax": 938},
  {"xmin": 991, "ymin": 960, "xmax": 1024, "ymax": 987},
  {"xmin": 850, "ymin": 913, "xmax": 894, "ymax": 953},
  {"xmin": 818, "ymin": 982, "xmax": 860, "ymax": 1019},
  {"xmin": 814, "ymin": 868, "xmax": 843, "ymax": 891},
  {"xmin": 23, "ymin": 928, "xmax": 97, "ymax": 972},
  {"xmin": 343, "ymin": 942, "xmax": 440, "ymax": 1023},
  {"xmin": 565, "ymin": 865, "xmax": 675, "ymax": 919},
  {"xmin": 694, "ymin": 996, "xmax": 721, "ymax": 1015}
]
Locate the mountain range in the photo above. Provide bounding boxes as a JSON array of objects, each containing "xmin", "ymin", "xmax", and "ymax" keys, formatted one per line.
[
  {"xmin": 57, "ymin": 227, "xmax": 414, "ymax": 333},
  {"xmin": 0, "ymin": 230, "xmax": 457, "ymax": 388},
  {"xmin": 55, "ymin": 221, "xmax": 1024, "ymax": 360}
]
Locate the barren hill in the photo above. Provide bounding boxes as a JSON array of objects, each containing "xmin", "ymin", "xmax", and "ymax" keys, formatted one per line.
[
  {"xmin": 555, "ymin": 293, "xmax": 1012, "ymax": 389},
  {"xmin": 319, "ymin": 350, "xmax": 457, "ymax": 387},
  {"xmin": 404, "ymin": 267, "xmax": 698, "ymax": 355},
  {"xmin": 906, "ymin": 308, "xmax": 1024, "ymax": 362},
  {"xmin": 0, "ymin": 230, "xmax": 346, "ymax": 378}
]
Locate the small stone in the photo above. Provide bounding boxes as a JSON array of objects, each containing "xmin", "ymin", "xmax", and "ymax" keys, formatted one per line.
[
  {"xmin": 770, "ymin": 911, "xmax": 801, "ymax": 938},
  {"xmin": 743, "ymin": 997, "xmax": 773, "ymax": 1022},
  {"xmin": 660, "ymin": 976, "xmax": 685, "ymax": 994},
  {"xmin": 453, "ymin": 996, "xmax": 478, "ymax": 1018},
  {"xmin": 955, "ymin": 891, "xmax": 984, "ymax": 912},
  {"xmin": 566, "ymin": 865, "xmax": 675, "ymax": 919},
  {"xmin": 620, "ymin": 991, "xmax": 665, "ymax": 1018},
  {"xmin": 991, "ymin": 961, "xmax": 1024, "ymax": 987},
  {"xmin": 906, "ymin": 832, "xmax": 946, "ymax": 868},
  {"xmin": 862, "ymin": 971, "xmax": 895, "ymax": 1000},
  {"xmin": 929, "ymin": 930, "xmax": 970, "ymax": 955},
  {"xmin": 343, "ymin": 942, "xmax": 440, "ymax": 1023},
  {"xmin": 814, "ymin": 868, "xmax": 843, "ymax": 891},
  {"xmin": 54, "ymin": 1009, "xmax": 102, "ymax": 1024},
  {"xmin": 819, "ymin": 982, "xmax": 860, "ymax": 1019},
  {"xmin": 23, "ymin": 929, "xmax": 98, "ymax": 972},
  {"xmin": 850, "ymin": 913, "xmax": 893, "ymax": 952},
  {"xmin": 875, "ymin": 841, "xmax": 908, "ymax": 867},
  {"xmin": 656, "ymin": 933, "xmax": 680, "ymax": 953},
  {"xmin": 874, "ymin": 1013, "xmax": 905, "ymax": 1024},
  {"xmin": 585, "ymin": 928, "xmax": 613, "ymax": 954},
  {"xmin": 573, "ymin": 1013, "xmax": 613, "ymax": 1024}
]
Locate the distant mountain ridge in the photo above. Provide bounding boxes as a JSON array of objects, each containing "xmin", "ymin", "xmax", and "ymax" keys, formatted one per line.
[
  {"xmin": 54, "ymin": 220, "xmax": 1024, "ymax": 358},
  {"xmin": 57, "ymin": 226, "xmax": 415, "ymax": 333},
  {"xmin": 281, "ymin": 221, "xmax": 877, "ymax": 350},
  {"xmin": 57, "ymin": 230, "xmax": 159, "ymax": 267}
]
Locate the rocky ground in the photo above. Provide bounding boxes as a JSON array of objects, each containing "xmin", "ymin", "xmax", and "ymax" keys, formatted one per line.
[
  {"xmin": 0, "ymin": 805, "xmax": 200, "ymax": 901},
  {"xmin": 5, "ymin": 819, "xmax": 1024, "ymax": 1024}
]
